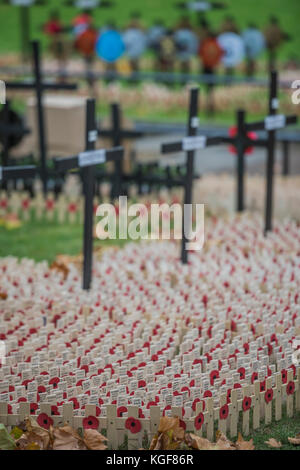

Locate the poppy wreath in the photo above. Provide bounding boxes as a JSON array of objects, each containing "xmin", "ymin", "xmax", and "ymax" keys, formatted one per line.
[
  {"xmin": 125, "ymin": 417, "xmax": 142, "ymax": 434},
  {"xmin": 286, "ymin": 381, "xmax": 295, "ymax": 396},
  {"xmin": 83, "ymin": 416, "xmax": 99, "ymax": 430},
  {"xmin": 219, "ymin": 404, "xmax": 229, "ymax": 420},
  {"xmin": 194, "ymin": 412, "xmax": 204, "ymax": 430},
  {"xmin": 242, "ymin": 396, "xmax": 252, "ymax": 412},
  {"xmin": 264, "ymin": 388, "xmax": 273, "ymax": 404},
  {"xmin": 37, "ymin": 413, "xmax": 54, "ymax": 430}
]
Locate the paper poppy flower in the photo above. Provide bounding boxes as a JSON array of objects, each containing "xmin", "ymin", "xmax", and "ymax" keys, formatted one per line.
[
  {"xmin": 30, "ymin": 403, "xmax": 38, "ymax": 415},
  {"xmin": 251, "ymin": 372, "xmax": 258, "ymax": 384},
  {"xmin": 260, "ymin": 380, "xmax": 266, "ymax": 392},
  {"xmin": 37, "ymin": 413, "xmax": 53, "ymax": 430},
  {"xmin": 138, "ymin": 409, "xmax": 145, "ymax": 419},
  {"xmin": 242, "ymin": 396, "xmax": 252, "ymax": 412},
  {"xmin": 265, "ymin": 388, "xmax": 273, "ymax": 404},
  {"xmin": 219, "ymin": 404, "xmax": 229, "ymax": 420},
  {"xmin": 125, "ymin": 417, "xmax": 141, "ymax": 434},
  {"xmin": 210, "ymin": 370, "xmax": 219, "ymax": 386},
  {"xmin": 192, "ymin": 398, "xmax": 201, "ymax": 412},
  {"xmin": 83, "ymin": 416, "xmax": 99, "ymax": 430},
  {"xmin": 51, "ymin": 405, "xmax": 60, "ymax": 416},
  {"xmin": 281, "ymin": 369, "xmax": 288, "ymax": 384},
  {"xmin": 163, "ymin": 405, "xmax": 172, "ymax": 416},
  {"xmin": 37, "ymin": 385, "xmax": 46, "ymax": 394},
  {"xmin": 203, "ymin": 390, "xmax": 212, "ymax": 398},
  {"xmin": 147, "ymin": 401, "xmax": 157, "ymax": 409},
  {"xmin": 286, "ymin": 381, "xmax": 295, "ymax": 395},
  {"xmin": 117, "ymin": 406, "xmax": 128, "ymax": 417},
  {"xmin": 179, "ymin": 419, "xmax": 186, "ymax": 430},
  {"xmin": 49, "ymin": 377, "xmax": 60, "ymax": 389},
  {"xmin": 238, "ymin": 367, "xmax": 246, "ymax": 380},
  {"xmin": 194, "ymin": 412, "xmax": 204, "ymax": 430}
]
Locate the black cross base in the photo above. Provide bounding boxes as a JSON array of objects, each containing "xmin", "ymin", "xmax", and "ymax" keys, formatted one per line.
[{"xmin": 54, "ymin": 99, "xmax": 123, "ymax": 291}]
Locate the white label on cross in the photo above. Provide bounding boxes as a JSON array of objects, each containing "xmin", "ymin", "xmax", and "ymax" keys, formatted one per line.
[
  {"xmin": 75, "ymin": 0, "xmax": 99, "ymax": 8},
  {"xmin": 265, "ymin": 114, "xmax": 286, "ymax": 131},
  {"xmin": 187, "ymin": 2, "xmax": 211, "ymax": 11},
  {"xmin": 182, "ymin": 136, "xmax": 207, "ymax": 151},
  {"xmin": 78, "ymin": 149, "xmax": 106, "ymax": 167},
  {"xmin": 88, "ymin": 130, "xmax": 98, "ymax": 143},
  {"xmin": 191, "ymin": 117, "xmax": 199, "ymax": 128},
  {"xmin": 11, "ymin": 0, "xmax": 34, "ymax": 5},
  {"xmin": 271, "ymin": 98, "xmax": 279, "ymax": 110},
  {"xmin": 0, "ymin": 167, "xmax": 2, "ymax": 182}
]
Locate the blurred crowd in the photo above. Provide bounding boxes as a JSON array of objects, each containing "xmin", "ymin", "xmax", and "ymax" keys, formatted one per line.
[{"xmin": 43, "ymin": 10, "xmax": 292, "ymax": 77}]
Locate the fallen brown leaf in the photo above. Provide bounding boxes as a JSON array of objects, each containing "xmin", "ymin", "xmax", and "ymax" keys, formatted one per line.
[
  {"xmin": 235, "ymin": 432, "xmax": 255, "ymax": 450},
  {"xmin": 288, "ymin": 433, "xmax": 300, "ymax": 446},
  {"xmin": 185, "ymin": 433, "xmax": 216, "ymax": 450},
  {"xmin": 215, "ymin": 431, "xmax": 236, "ymax": 450},
  {"xmin": 265, "ymin": 438, "xmax": 282, "ymax": 448},
  {"xmin": 83, "ymin": 429, "xmax": 107, "ymax": 450},
  {"xmin": 53, "ymin": 425, "xmax": 86, "ymax": 451}
]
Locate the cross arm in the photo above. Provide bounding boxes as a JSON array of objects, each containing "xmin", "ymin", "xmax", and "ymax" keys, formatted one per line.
[
  {"xmin": 6, "ymin": 82, "xmax": 77, "ymax": 91},
  {"xmin": 0, "ymin": 165, "xmax": 36, "ymax": 181},
  {"xmin": 161, "ymin": 136, "xmax": 223, "ymax": 154},
  {"xmin": 245, "ymin": 115, "xmax": 298, "ymax": 132},
  {"xmin": 54, "ymin": 147, "xmax": 123, "ymax": 172},
  {"xmin": 0, "ymin": 123, "xmax": 30, "ymax": 137},
  {"xmin": 98, "ymin": 129, "xmax": 144, "ymax": 139}
]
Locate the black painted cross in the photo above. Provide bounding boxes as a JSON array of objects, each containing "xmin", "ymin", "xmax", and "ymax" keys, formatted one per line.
[
  {"xmin": 6, "ymin": 41, "xmax": 77, "ymax": 195},
  {"xmin": 98, "ymin": 103, "xmax": 143, "ymax": 199},
  {"xmin": 54, "ymin": 98, "xmax": 123, "ymax": 290},
  {"xmin": 161, "ymin": 87, "xmax": 223, "ymax": 264},
  {"xmin": 224, "ymin": 71, "xmax": 297, "ymax": 233},
  {"xmin": 0, "ymin": 164, "xmax": 36, "ymax": 183}
]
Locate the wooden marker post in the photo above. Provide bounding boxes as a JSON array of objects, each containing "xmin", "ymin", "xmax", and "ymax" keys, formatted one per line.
[
  {"xmin": 54, "ymin": 99, "xmax": 123, "ymax": 290},
  {"xmin": 161, "ymin": 87, "xmax": 223, "ymax": 264}
]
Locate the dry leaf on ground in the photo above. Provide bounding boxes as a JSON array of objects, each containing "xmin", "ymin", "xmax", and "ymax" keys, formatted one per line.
[
  {"xmin": 235, "ymin": 432, "xmax": 255, "ymax": 450},
  {"xmin": 83, "ymin": 429, "xmax": 107, "ymax": 450},
  {"xmin": 288, "ymin": 433, "xmax": 300, "ymax": 446},
  {"xmin": 53, "ymin": 425, "xmax": 86, "ymax": 451},
  {"xmin": 265, "ymin": 438, "xmax": 282, "ymax": 448}
]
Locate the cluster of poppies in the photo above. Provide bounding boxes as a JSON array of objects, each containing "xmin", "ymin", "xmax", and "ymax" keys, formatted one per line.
[{"xmin": 0, "ymin": 213, "xmax": 299, "ymax": 429}]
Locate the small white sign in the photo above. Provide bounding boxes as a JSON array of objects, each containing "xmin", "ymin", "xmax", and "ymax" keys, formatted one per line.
[
  {"xmin": 182, "ymin": 136, "xmax": 207, "ymax": 151},
  {"xmin": 75, "ymin": 0, "xmax": 99, "ymax": 8},
  {"xmin": 265, "ymin": 114, "xmax": 286, "ymax": 131},
  {"xmin": 78, "ymin": 149, "xmax": 106, "ymax": 167},
  {"xmin": 187, "ymin": 1, "xmax": 211, "ymax": 11},
  {"xmin": 88, "ymin": 130, "xmax": 98, "ymax": 143},
  {"xmin": 0, "ymin": 167, "xmax": 2, "ymax": 182},
  {"xmin": 191, "ymin": 117, "xmax": 199, "ymax": 129},
  {"xmin": 11, "ymin": 0, "xmax": 34, "ymax": 5}
]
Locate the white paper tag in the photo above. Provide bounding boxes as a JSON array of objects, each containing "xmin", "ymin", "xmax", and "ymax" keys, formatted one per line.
[
  {"xmin": 265, "ymin": 114, "xmax": 286, "ymax": 131},
  {"xmin": 271, "ymin": 98, "xmax": 279, "ymax": 110},
  {"xmin": 11, "ymin": 0, "xmax": 34, "ymax": 5},
  {"xmin": 191, "ymin": 117, "xmax": 199, "ymax": 128},
  {"xmin": 0, "ymin": 166, "xmax": 2, "ymax": 182},
  {"xmin": 182, "ymin": 136, "xmax": 207, "ymax": 151},
  {"xmin": 78, "ymin": 149, "xmax": 106, "ymax": 167},
  {"xmin": 187, "ymin": 2, "xmax": 211, "ymax": 11},
  {"xmin": 75, "ymin": 0, "xmax": 99, "ymax": 8},
  {"xmin": 88, "ymin": 130, "xmax": 98, "ymax": 143}
]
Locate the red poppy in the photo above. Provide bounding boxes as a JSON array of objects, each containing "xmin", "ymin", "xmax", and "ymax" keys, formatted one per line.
[
  {"xmin": 267, "ymin": 343, "xmax": 273, "ymax": 356},
  {"xmin": 163, "ymin": 405, "xmax": 172, "ymax": 416},
  {"xmin": 49, "ymin": 377, "xmax": 60, "ymax": 389},
  {"xmin": 286, "ymin": 381, "xmax": 295, "ymax": 396},
  {"xmin": 7, "ymin": 404, "xmax": 12, "ymax": 414},
  {"xmin": 117, "ymin": 406, "xmax": 128, "ymax": 417},
  {"xmin": 203, "ymin": 390, "xmax": 212, "ymax": 398},
  {"xmin": 242, "ymin": 396, "xmax": 252, "ymax": 412},
  {"xmin": 251, "ymin": 372, "xmax": 258, "ymax": 384},
  {"xmin": 30, "ymin": 403, "xmax": 38, "ymax": 415},
  {"xmin": 125, "ymin": 417, "xmax": 142, "ymax": 434},
  {"xmin": 243, "ymin": 343, "xmax": 249, "ymax": 354},
  {"xmin": 289, "ymin": 364, "xmax": 296, "ymax": 378},
  {"xmin": 219, "ymin": 404, "xmax": 229, "ymax": 420},
  {"xmin": 192, "ymin": 398, "xmax": 201, "ymax": 412},
  {"xmin": 37, "ymin": 385, "xmax": 46, "ymax": 394},
  {"xmin": 281, "ymin": 369, "xmax": 288, "ymax": 384},
  {"xmin": 265, "ymin": 388, "xmax": 273, "ymax": 404},
  {"xmin": 37, "ymin": 413, "xmax": 53, "ymax": 430},
  {"xmin": 83, "ymin": 416, "xmax": 99, "ymax": 430},
  {"xmin": 138, "ymin": 380, "xmax": 146, "ymax": 388},
  {"xmin": 238, "ymin": 367, "xmax": 246, "ymax": 380},
  {"xmin": 260, "ymin": 380, "xmax": 266, "ymax": 392},
  {"xmin": 138, "ymin": 409, "xmax": 145, "ymax": 419},
  {"xmin": 69, "ymin": 398, "xmax": 80, "ymax": 409},
  {"xmin": 179, "ymin": 419, "xmax": 186, "ymax": 430},
  {"xmin": 194, "ymin": 412, "xmax": 204, "ymax": 430},
  {"xmin": 147, "ymin": 401, "xmax": 157, "ymax": 409},
  {"xmin": 51, "ymin": 405, "xmax": 60, "ymax": 416},
  {"xmin": 210, "ymin": 369, "xmax": 219, "ymax": 386}
]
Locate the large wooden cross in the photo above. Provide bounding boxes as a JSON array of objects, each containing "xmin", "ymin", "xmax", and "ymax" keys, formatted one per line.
[
  {"xmin": 54, "ymin": 98, "xmax": 123, "ymax": 290},
  {"xmin": 161, "ymin": 87, "xmax": 223, "ymax": 264}
]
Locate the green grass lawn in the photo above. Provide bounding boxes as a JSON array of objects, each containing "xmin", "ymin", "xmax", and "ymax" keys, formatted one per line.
[
  {"xmin": 0, "ymin": 0, "xmax": 299, "ymax": 61},
  {"xmin": 250, "ymin": 412, "xmax": 300, "ymax": 450}
]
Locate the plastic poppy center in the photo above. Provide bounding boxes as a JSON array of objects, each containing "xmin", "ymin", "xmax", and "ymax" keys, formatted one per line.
[
  {"xmin": 88, "ymin": 420, "xmax": 93, "ymax": 425},
  {"xmin": 44, "ymin": 419, "xmax": 48, "ymax": 425},
  {"xmin": 131, "ymin": 422, "xmax": 136, "ymax": 427}
]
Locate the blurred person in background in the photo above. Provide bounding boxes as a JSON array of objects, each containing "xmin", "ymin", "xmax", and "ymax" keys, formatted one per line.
[
  {"xmin": 242, "ymin": 22, "xmax": 266, "ymax": 76},
  {"xmin": 264, "ymin": 16, "xmax": 291, "ymax": 72},
  {"xmin": 174, "ymin": 16, "xmax": 198, "ymax": 74},
  {"xmin": 74, "ymin": 21, "xmax": 98, "ymax": 90},
  {"xmin": 199, "ymin": 25, "xmax": 224, "ymax": 115},
  {"xmin": 123, "ymin": 11, "xmax": 147, "ymax": 73},
  {"xmin": 72, "ymin": 9, "xmax": 93, "ymax": 38},
  {"xmin": 157, "ymin": 29, "xmax": 176, "ymax": 73},
  {"xmin": 147, "ymin": 19, "xmax": 166, "ymax": 70},
  {"xmin": 43, "ymin": 10, "xmax": 66, "ymax": 64},
  {"xmin": 219, "ymin": 15, "xmax": 240, "ymax": 34}
]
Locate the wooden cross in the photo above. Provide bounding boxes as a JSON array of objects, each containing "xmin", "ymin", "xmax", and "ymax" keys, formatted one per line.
[
  {"xmin": 54, "ymin": 98, "xmax": 123, "ymax": 290},
  {"xmin": 224, "ymin": 71, "xmax": 297, "ymax": 233},
  {"xmin": 6, "ymin": 40, "xmax": 78, "ymax": 195},
  {"xmin": 161, "ymin": 87, "xmax": 223, "ymax": 264},
  {"xmin": 99, "ymin": 103, "xmax": 143, "ymax": 199},
  {"xmin": 0, "ymin": 164, "xmax": 36, "ymax": 183}
]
